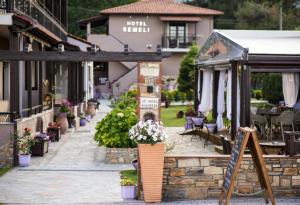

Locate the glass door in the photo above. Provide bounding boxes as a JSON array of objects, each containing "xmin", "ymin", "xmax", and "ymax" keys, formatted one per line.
[{"xmin": 169, "ymin": 23, "xmax": 186, "ymax": 48}]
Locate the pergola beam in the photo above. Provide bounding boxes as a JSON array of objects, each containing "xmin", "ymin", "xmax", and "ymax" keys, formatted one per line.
[{"xmin": 0, "ymin": 51, "xmax": 170, "ymax": 62}]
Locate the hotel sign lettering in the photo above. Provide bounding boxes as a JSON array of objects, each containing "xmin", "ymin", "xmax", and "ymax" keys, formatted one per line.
[
  {"xmin": 140, "ymin": 97, "xmax": 159, "ymax": 109},
  {"xmin": 140, "ymin": 62, "xmax": 160, "ymax": 77},
  {"xmin": 123, "ymin": 21, "xmax": 150, "ymax": 33}
]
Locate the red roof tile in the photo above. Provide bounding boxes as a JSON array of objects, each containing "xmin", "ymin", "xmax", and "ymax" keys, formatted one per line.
[
  {"xmin": 160, "ymin": 16, "xmax": 201, "ymax": 22},
  {"xmin": 101, "ymin": 0, "xmax": 223, "ymax": 16}
]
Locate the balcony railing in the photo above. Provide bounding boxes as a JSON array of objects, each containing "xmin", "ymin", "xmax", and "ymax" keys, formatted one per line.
[
  {"xmin": 14, "ymin": 0, "xmax": 67, "ymax": 41},
  {"xmin": 162, "ymin": 35, "xmax": 198, "ymax": 49},
  {"xmin": 0, "ymin": 0, "xmax": 7, "ymax": 13}
]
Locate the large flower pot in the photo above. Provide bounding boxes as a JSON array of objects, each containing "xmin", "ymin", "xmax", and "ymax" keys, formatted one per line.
[
  {"xmin": 80, "ymin": 118, "xmax": 87, "ymax": 126},
  {"xmin": 19, "ymin": 154, "xmax": 31, "ymax": 167},
  {"xmin": 121, "ymin": 186, "xmax": 136, "ymax": 200},
  {"xmin": 204, "ymin": 123, "xmax": 217, "ymax": 134},
  {"xmin": 86, "ymin": 102, "xmax": 96, "ymax": 117},
  {"xmin": 57, "ymin": 112, "xmax": 68, "ymax": 134},
  {"xmin": 138, "ymin": 143, "xmax": 164, "ymax": 203}
]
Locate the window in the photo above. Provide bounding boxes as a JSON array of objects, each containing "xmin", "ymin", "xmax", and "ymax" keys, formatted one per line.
[
  {"xmin": 25, "ymin": 62, "xmax": 38, "ymax": 90},
  {"xmin": 169, "ymin": 22, "xmax": 186, "ymax": 48}
]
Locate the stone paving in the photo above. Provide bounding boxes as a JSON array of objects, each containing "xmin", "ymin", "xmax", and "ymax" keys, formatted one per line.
[{"xmin": 164, "ymin": 127, "xmax": 216, "ymax": 155}]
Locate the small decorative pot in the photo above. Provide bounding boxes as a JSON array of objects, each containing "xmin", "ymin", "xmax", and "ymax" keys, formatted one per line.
[
  {"xmin": 121, "ymin": 186, "xmax": 136, "ymax": 200},
  {"xmin": 57, "ymin": 112, "xmax": 68, "ymax": 134},
  {"xmin": 131, "ymin": 159, "xmax": 138, "ymax": 170},
  {"xmin": 86, "ymin": 102, "xmax": 96, "ymax": 117},
  {"xmin": 19, "ymin": 154, "xmax": 31, "ymax": 167},
  {"xmin": 80, "ymin": 118, "xmax": 86, "ymax": 126},
  {"xmin": 204, "ymin": 123, "xmax": 217, "ymax": 134}
]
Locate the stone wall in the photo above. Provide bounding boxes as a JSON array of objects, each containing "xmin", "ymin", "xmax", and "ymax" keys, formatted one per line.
[
  {"xmin": 163, "ymin": 155, "xmax": 300, "ymax": 200},
  {"xmin": 0, "ymin": 123, "xmax": 14, "ymax": 167},
  {"xmin": 105, "ymin": 148, "xmax": 137, "ymax": 164},
  {"xmin": 16, "ymin": 109, "xmax": 54, "ymax": 134}
]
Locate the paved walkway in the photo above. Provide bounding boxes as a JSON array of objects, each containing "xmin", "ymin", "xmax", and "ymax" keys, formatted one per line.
[{"xmin": 0, "ymin": 100, "xmax": 131, "ymax": 204}]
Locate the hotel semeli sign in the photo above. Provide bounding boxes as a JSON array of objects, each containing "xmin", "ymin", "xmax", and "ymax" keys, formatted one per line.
[
  {"xmin": 140, "ymin": 97, "xmax": 159, "ymax": 109},
  {"xmin": 123, "ymin": 21, "xmax": 150, "ymax": 33},
  {"xmin": 140, "ymin": 62, "xmax": 160, "ymax": 77}
]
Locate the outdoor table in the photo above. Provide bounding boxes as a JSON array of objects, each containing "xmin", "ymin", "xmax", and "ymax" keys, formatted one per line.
[
  {"xmin": 257, "ymin": 110, "xmax": 282, "ymax": 140},
  {"xmin": 259, "ymin": 142, "xmax": 285, "ymax": 155}
]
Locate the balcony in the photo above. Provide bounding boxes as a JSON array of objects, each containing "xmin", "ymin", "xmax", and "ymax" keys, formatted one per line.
[
  {"xmin": 162, "ymin": 35, "xmax": 198, "ymax": 50},
  {"xmin": 3, "ymin": 0, "xmax": 67, "ymax": 41}
]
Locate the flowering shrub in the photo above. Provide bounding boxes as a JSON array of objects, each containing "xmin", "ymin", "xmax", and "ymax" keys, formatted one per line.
[
  {"xmin": 14, "ymin": 128, "xmax": 36, "ymax": 155},
  {"xmin": 129, "ymin": 120, "xmax": 167, "ymax": 145},
  {"xmin": 94, "ymin": 107, "xmax": 137, "ymax": 148},
  {"xmin": 60, "ymin": 99, "xmax": 72, "ymax": 113}
]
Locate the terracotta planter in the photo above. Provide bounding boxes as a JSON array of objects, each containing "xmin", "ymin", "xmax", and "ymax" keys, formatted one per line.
[
  {"xmin": 138, "ymin": 143, "xmax": 164, "ymax": 203},
  {"xmin": 57, "ymin": 112, "xmax": 68, "ymax": 134},
  {"xmin": 86, "ymin": 102, "xmax": 96, "ymax": 117}
]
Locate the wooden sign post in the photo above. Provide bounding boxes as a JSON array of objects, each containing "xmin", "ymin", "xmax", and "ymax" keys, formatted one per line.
[{"xmin": 219, "ymin": 127, "xmax": 276, "ymax": 205}]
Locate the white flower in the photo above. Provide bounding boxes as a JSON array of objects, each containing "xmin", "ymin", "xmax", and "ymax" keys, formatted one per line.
[{"xmin": 117, "ymin": 113, "xmax": 124, "ymax": 117}]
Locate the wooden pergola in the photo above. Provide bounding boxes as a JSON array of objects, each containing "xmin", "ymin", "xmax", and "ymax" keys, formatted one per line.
[{"xmin": 195, "ymin": 30, "xmax": 300, "ymax": 140}]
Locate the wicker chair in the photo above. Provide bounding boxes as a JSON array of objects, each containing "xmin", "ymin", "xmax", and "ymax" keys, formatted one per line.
[
  {"xmin": 250, "ymin": 112, "xmax": 269, "ymax": 140},
  {"xmin": 271, "ymin": 111, "xmax": 295, "ymax": 142}
]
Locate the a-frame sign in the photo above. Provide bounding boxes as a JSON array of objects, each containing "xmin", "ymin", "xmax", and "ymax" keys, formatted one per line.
[{"xmin": 219, "ymin": 127, "xmax": 276, "ymax": 205}]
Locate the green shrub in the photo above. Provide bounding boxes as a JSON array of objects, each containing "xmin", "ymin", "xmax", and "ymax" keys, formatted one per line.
[
  {"xmin": 262, "ymin": 74, "xmax": 283, "ymax": 104},
  {"xmin": 113, "ymin": 91, "xmax": 137, "ymax": 109},
  {"xmin": 161, "ymin": 90, "xmax": 168, "ymax": 102},
  {"xmin": 254, "ymin": 89, "xmax": 262, "ymax": 100},
  {"xmin": 172, "ymin": 90, "xmax": 181, "ymax": 102},
  {"xmin": 167, "ymin": 91, "xmax": 174, "ymax": 102},
  {"xmin": 186, "ymin": 89, "xmax": 194, "ymax": 101},
  {"xmin": 94, "ymin": 107, "xmax": 137, "ymax": 148},
  {"xmin": 179, "ymin": 92, "xmax": 186, "ymax": 104}
]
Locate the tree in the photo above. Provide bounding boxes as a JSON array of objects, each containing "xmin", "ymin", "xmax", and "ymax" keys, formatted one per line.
[{"xmin": 177, "ymin": 44, "xmax": 200, "ymax": 93}]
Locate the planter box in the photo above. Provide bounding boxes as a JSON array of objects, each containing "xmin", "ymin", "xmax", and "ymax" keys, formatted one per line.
[
  {"xmin": 31, "ymin": 140, "xmax": 49, "ymax": 157},
  {"xmin": 47, "ymin": 127, "xmax": 61, "ymax": 142},
  {"xmin": 105, "ymin": 148, "xmax": 137, "ymax": 164}
]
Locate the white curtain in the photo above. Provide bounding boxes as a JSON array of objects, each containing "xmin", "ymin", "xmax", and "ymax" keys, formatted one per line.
[
  {"xmin": 197, "ymin": 70, "xmax": 201, "ymax": 101},
  {"xmin": 226, "ymin": 70, "xmax": 232, "ymax": 120},
  {"xmin": 217, "ymin": 71, "xmax": 226, "ymax": 131},
  {"xmin": 198, "ymin": 70, "xmax": 213, "ymax": 115},
  {"xmin": 282, "ymin": 73, "xmax": 300, "ymax": 107},
  {"xmin": 226, "ymin": 69, "xmax": 240, "ymax": 130}
]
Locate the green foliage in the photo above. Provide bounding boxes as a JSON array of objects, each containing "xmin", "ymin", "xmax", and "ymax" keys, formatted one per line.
[
  {"xmin": 120, "ymin": 170, "xmax": 137, "ymax": 186},
  {"xmin": 172, "ymin": 90, "xmax": 181, "ymax": 102},
  {"xmin": 0, "ymin": 166, "xmax": 10, "ymax": 177},
  {"xmin": 94, "ymin": 107, "xmax": 137, "ymax": 148},
  {"xmin": 262, "ymin": 74, "xmax": 283, "ymax": 104},
  {"xmin": 186, "ymin": 89, "xmax": 194, "ymax": 101},
  {"xmin": 254, "ymin": 89, "xmax": 262, "ymax": 100},
  {"xmin": 161, "ymin": 105, "xmax": 187, "ymax": 127},
  {"xmin": 177, "ymin": 44, "xmax": 200, "ymax": 93},
  {"xmin": 179, "ymin": 92, "xmax": 186, "ymax": 104},
  {"xmin": 112, "ymin": 91, "xmax": 137, "ymax": 109}
]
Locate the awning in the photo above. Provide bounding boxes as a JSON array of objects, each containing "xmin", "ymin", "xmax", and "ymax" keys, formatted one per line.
[{"xmin": 159, "ymin": 16, "xmax": 201, "ymax": 22}]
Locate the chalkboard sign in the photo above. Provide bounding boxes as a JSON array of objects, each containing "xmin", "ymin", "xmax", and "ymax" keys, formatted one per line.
[{"xmin": 219, "ymin": 127, "xmax": 276, "ymax": 205}]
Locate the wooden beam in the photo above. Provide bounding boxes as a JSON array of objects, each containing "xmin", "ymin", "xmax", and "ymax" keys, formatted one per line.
[
  {"xmin": 194, "ymin": 66, "xmax": 199, "ymax": 112},
  {"xmin": 240, "ymin": 63, "xmax": 251, "ymax": 127},
  {"xmin": 0, "ymin": 51, "xmax": 171, "ymax": 62},
  {"xmin": 39, "ymin": 60, "xmax": 43, "ymax": 113},
  {"xmin": 26, "ymin": 61, "xmax": 32, "ymax": 117},
  {"xmin": 230, "ymin": 61, "xmax": 238, "ymax": 141}
]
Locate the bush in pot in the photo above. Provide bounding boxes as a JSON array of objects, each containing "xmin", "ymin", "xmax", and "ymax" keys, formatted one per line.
[
  {"xmin": 13, "ymin": 128, "xmax": 36, "ymax": 166},
  {"xmin": 129, "ymin": 120, "xmax": 167, "ymax": 203}
]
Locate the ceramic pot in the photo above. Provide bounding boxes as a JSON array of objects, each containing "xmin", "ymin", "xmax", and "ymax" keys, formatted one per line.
[
  {"xmin": 86, "ymin": 102, "xmax": 96, "ymax": 117},
  {"xmin": 131, "ymin": 159, "xmax": 138, "ymax": 170},
  {"xmin": 57, "ymin": 112, "xmax": 68, "ymax": 134},
  {"xmin": 19, "ymin": 154, "xmax": 31, "ymax": 167},
  {"xmin": 204, "ymin": 123, "xmax": 217, "ymax": 134},
  {"xmin": 121, "ymin": 186, "xmax": 136, "ymax": 200},
  {"xmin": 80, "ymin": 118, "xmax": 86, "ymax": 126},
  {"xmin": 138, "ymin": 143, "xmax": 164, "ymax": 203}
]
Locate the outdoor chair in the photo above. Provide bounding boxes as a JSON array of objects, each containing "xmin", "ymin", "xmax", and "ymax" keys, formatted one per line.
[
  {"xmin": 294, "ymin": 110, "xmax": 300, "ymax": 131},
  {"xmin": 271, "ymin": 111, "xmax": 295, "ymax": 142},
  {"xmin": 191, "ymin": 117, "xmax": 204, "ymax": 141},
  {"xmin": 250, "ymin": 112, "xmax": 269, "ymax": 140},
  {"xmin": 185, "ymin": 116, "xmax": 193, "ymax": 130}
]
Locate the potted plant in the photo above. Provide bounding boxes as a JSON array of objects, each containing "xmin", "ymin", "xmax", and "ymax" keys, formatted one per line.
[
  {"xmin": 79, "ymin": 114, "xmax": 87, "ymax": 126},
  {"xmin": 86, "ymin": 99, "xmax": 97, "ymax": 117},
  {"xmin": 14, "ymin": 128, "xmax": 36, "ymax": 167},
  {"xmin": 204, "ymin": 118, "xmax": 217, "ymax": 134},
  {"xmin": 47, "ymin": 122, "xmax": 61, "ymax": 142},
  {"xmin": 57, "ymin": 99, "xmax": 72, "ymax": 134},
  {"xmin": 120, "ymin": 178, "xmax": 136, "ymax": 200},
  {"xmin": 31, "ymin": 133, "xmax": 50, "ymax": 157},
  {"xmin": 129, "ymin": 120, "xmax": 167, "ymax": 203},
  {"xmin": 67, "ymin": 112, "xmax": 75, "ymax": 128}
]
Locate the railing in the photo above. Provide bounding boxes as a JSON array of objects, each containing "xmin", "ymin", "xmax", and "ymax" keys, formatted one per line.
[
  {"xmin": 0, "ymin": 0, "xmax": 7, "ymax": 13},
  {"xmin": 162, "ymin": 35, "xmax": 198, "ymax": 49},
  {"xmin": 14, "ymin": 0, "xmax": 67, "ymax": 41}
]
